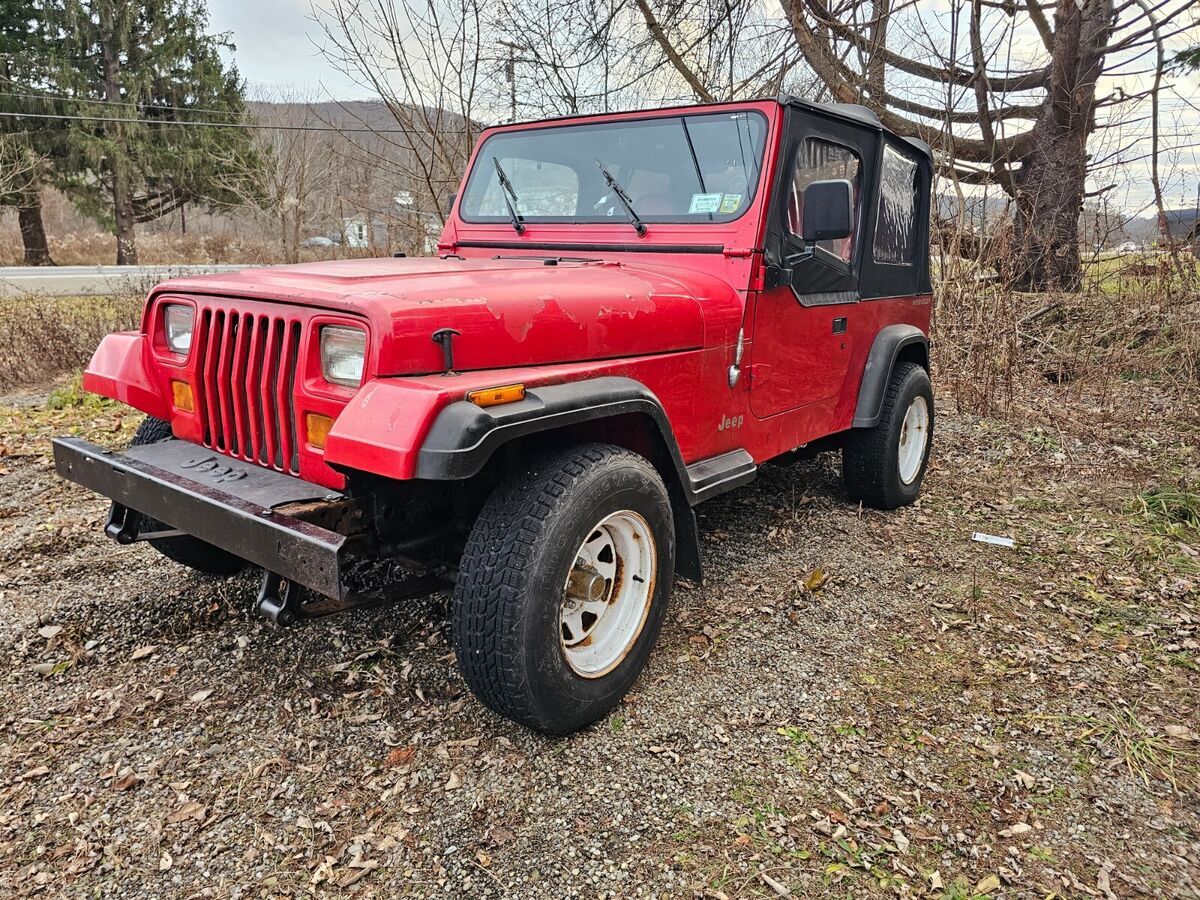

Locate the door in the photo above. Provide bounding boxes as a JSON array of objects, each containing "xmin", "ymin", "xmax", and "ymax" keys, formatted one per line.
[{"xmin": 750, "ymin": 136, "xmax": 864, "ymax": 419}]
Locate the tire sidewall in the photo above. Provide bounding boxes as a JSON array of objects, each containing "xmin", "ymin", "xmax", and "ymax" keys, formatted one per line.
[
  {"xmin": 883, "ymin": 366, "xmax": 934, "ymax": 505},
  {"xmin": 518, "ymin": 460, "xmax": 674, "ymax": 732}
]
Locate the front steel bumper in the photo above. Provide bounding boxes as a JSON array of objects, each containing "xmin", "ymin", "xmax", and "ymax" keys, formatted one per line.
[{"xmin": 52, "ymin": 437, "xmax": 349, "ymax": 599}]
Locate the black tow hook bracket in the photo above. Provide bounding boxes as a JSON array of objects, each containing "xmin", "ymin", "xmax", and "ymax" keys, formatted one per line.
[
  {"xmin": 255, "ymin": 569, "xmax": 450, "ymax": 627},
  {"xmin": 256, "ymin": 571, "xmax": 303, "ymax": 626},
  {"xmin": 105, "ymin": 502, "xmax": 185, "ymax": 544}
]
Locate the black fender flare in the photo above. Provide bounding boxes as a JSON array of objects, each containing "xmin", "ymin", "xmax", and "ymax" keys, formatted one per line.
[
  {"xmin": 415, "ymin": 376, "xmax": 703, "ymax": 580},
  {"xmin": 852, "ymin": 324, "xmax": 930, "ymax": 428}
]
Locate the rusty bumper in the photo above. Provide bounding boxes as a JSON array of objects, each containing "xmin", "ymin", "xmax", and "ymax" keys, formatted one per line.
[{"xmin": 52, "ymin": 437, "xmax": 348, "ymax": 599}]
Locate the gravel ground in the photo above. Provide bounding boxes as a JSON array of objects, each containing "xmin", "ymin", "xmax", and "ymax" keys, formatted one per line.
[{"xmin": 1, "ymin": 378, "xmax": 1197, "ymax": 899}]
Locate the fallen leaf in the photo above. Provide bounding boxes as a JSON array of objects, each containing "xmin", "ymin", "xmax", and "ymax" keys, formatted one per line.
[
  {"xmin": 1097, "ymin": 860, "xmax": 1117, "ymax": 900},
  {"xmin": 188, "ymin": 689, "xmax": 214, "ymax": 704},
  {"xmin": 130, "ymin": 645, "xmax": 157, "ymax": 661},
  {"xmin": 38, "ymin": 625, "xmax": 62, "ymax": 640},
  {"xmin": 337, "ymin": 860, "xmax": 378, "ymax": 887},
  {"xmin": 20, "ymin": 766, "xmax": 50, "ymax": 781},
  {"xmin": 1000, "ymin": 822, "xmax": 1032, "ymax": 837},
  {"xmin": 444, "ymin": 770, "xmax": 462, "ymax": 791},
  {"xmin": 475, "ymin": 850, "xmax": 492, "ymax": 868},
  {"xmin": 892, "ymin": 829, "xmax": 910, "ymax": 853},
  {"xmin": 929, "ymin": 871, "xmax": 943, "ymax": 890},
  {"xmin": 385, "ymin": 747, "xmax": 416, "ymax": 768},
  {"xmin": 159, "ymin": 851, "xmax": 172, "ymax": 871},
  {"xmin": 759, "ymin": 872, "xmax": 791, "ymax": 897},
  {"xmin": 974, "ymin": 874, "xmax": 1001, "ymax": 894},
  {"xmin": 1164, "ymin": 725, "xmax": 1197, "ymax": 742},
  {"xmin": 167, "ymin": 801, "xmax": 206, "ymax": 824},
  {"xmin": 804, "ymin": 568, "xmax": 828, "ymax": 592},
  {"xmin": 112, "ymin": 773, "xmax": 141, "ymax": 792}
]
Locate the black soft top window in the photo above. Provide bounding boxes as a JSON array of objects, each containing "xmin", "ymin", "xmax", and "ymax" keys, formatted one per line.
[{"xmin": 459, "ymin": 111, "xmax": 768, "ymax": 225}]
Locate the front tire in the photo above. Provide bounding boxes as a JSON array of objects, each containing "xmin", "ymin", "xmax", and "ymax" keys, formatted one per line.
[
  {"xmin": 451, "ymin": 443, "xmax": 675, "ymax": 734},
  {"xmin": 842, "ymin": 362, "xmax": 933, "ymax": 509},
  {"xmin": 127, "ymin": 417, "xmax": 246, "ymax": 576}
]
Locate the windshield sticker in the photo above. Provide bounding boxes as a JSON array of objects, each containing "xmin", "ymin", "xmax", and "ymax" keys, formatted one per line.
[
  {"xmin": 688, "ymin": 193, "xmax": 723, "ymax": 214},
  {"xmin": 719, "ymin": 194, "xmax": 743, "ymax": 213}
]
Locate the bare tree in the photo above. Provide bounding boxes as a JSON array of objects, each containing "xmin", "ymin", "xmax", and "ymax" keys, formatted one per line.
[
  {"xmin": 314, "ymin": 0, "xmax": 486, "ymax": 227},
  {"xmin": 243, "ymin": 98, "xmax": 337, "ymax": 264},
  {"xmin": 637, "ymin": 0, "xmax": 1195, "ymax": 291}
]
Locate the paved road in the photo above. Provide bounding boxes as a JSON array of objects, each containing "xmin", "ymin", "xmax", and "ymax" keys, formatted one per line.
[{"xmin": 0, "ymin": 264, "xmax": 249, "ymax": 297}]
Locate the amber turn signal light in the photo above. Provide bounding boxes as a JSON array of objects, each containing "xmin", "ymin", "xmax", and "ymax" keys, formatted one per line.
[
  {"xmin": 170, "ymin": 380, "xmax": 194, "ymax": 412},
  {"xmin": 306, "ymin": 413, "xmax": 335, "ymax": 449},
  {"xmin": 467, "ymin": 384, "xmax": 526, "ymax": 408}
]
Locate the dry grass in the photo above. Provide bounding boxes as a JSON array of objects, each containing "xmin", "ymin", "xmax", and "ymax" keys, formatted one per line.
[
  {"xmin": 0, "ymin": 227, "xmax": 374, "ymax": 267},
  {"xmin": 933, "ymin": 255, "xmax": 1200, "ymax": 418},
  {"xmin": 0, "ymin": 293, "xmax": 141, "ymax": 390}
]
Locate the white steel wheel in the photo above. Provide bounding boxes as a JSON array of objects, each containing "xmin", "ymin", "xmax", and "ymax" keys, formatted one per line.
[
  {"xmin": 897, "ymin": 395, "xmax": 930, "ymax": 485},
  {"xmin": 560, "ymin": 510, "xmax": 656, "ymax": 678}
]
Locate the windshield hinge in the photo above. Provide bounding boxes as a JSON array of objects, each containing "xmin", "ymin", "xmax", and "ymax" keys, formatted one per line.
[{"xmin": 722, "ymin": 247, "xmax": 756, "ymax": 259}]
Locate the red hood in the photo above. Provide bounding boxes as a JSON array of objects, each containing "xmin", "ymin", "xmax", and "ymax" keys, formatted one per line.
[{"xmin": 149, "ymin": 257, "xmax": 730, "ymax": 375}]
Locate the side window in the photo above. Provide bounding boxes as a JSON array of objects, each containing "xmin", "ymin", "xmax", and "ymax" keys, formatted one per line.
[
  {"xmin": 873, "ymin": 145, "xmax": 919, "ymax": 265},
  {"xmin": 787, "ymin": 139, "xmax": 861, "ymax": 262}
]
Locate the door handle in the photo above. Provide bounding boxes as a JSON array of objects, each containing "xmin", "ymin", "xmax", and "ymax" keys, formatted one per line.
[{"xmin": 832, "ymin": 317, "xmax": 847, "ymax": 334}]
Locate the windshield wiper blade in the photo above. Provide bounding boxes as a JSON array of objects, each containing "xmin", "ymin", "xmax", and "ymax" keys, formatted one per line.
[
  {"xmin": 492, "ymin": 156, "xmax": 525, "ymax": 235},
  {"xmin": 595, "ymin": 158, "xmax": 646, "ymax": 236}
]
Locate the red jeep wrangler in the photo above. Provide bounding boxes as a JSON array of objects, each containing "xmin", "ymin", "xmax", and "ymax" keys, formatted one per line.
[{"xmin": 54, "ymin": 96, "xmax": 933, "ymax": 734}]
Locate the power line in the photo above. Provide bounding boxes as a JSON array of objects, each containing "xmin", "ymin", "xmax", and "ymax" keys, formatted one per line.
[
  {"xmin": 0, "ymin": 110, "xmax": 470, "ymax": 134},
  {"xmin": 0, "ymin": 89, "xmax": 249, "ymax": 122},
  {"xmin": 0, "ymin": 88, "xmax": 407, "ymax": 127}
]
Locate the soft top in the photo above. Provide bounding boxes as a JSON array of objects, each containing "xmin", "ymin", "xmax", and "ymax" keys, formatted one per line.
[{"xmin": 775, "ymin": 94, "xmax": 933, "ymax": 161}]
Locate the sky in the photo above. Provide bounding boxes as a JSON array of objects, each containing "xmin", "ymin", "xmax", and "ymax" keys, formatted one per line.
[
  {"xmin": 207, "ymin": 0, "xmax": 370, "ymax": 100},
  {"xmin": 206, "ymin": 0, "xmax": 1199, "ymax": 214}
]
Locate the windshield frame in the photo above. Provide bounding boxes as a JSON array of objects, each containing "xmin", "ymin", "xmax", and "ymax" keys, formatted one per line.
[{"xmin": 457, "ymin": 109, "xmax": 771, "ymax": 228}]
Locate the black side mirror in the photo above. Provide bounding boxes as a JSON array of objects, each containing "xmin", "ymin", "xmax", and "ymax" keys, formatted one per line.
[{"xmin": 801, "ymin": 179, "xmax": 853, "ymax": 243}]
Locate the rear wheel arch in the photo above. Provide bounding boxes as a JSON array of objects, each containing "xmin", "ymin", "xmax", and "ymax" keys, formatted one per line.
[{"xmin": 852, "ymin": 324, "xmax": 930, "ymax": 429}]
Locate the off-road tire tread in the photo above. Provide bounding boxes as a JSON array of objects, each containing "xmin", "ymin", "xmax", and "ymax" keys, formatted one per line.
[
  {"xmin": 842, "ymin": 362, "xmax": 931, "ymax": 509},
  {"xmin": 452, "ymin": 443, "xmax": 667, "ymax": 734},
  {"xmin": 130, "ymin": 417, "xmax": 246, "ymax": 576}
]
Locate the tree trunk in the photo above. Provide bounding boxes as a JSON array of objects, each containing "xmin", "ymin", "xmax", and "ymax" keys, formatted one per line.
[
  {"xmin": 100, "ymin": 3, "xmax": 138, "ymax": 267},
  {"xmin": 1007, "ymin": 0, "xmax": 1112, "ymax": 291},
  {"xmin": 111, "ymin": 164, "xmax": 138, "ymax": 265},
  {"xmin": 17, "ymin": 196, "xmax": 53, "ymax": 265}
]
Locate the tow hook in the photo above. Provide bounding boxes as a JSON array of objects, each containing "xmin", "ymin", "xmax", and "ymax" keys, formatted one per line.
[
  {"xmin": 254, "ymin": 569, "xmax": 450, "ymax": 627},
  {"xmin": 256, "ymin": 572, "xmax": 301, "ymax": 626}
]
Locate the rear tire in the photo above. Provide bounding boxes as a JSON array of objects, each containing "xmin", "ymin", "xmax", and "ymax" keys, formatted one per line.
[
  {"xmin": 451, "ymin": 443, "xmax": 675, "ymax": 734},
  {"xmin": 842, "ymin": 362, "xmax": 933, "ymax": 509},
  {"xmin": 127, "ymin": 417, "xmax": 246, "ymax": 576}
]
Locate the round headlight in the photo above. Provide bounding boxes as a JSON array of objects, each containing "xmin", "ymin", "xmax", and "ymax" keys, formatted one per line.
[
  {"xmin": 320, "ymin": 325, "xmax": 366, "ymax": 387},
  {"xmin": 164, "ymin": 304, "xmax": 194, "ymax": 355}
]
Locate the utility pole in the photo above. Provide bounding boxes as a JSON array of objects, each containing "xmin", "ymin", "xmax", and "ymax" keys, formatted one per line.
[{"xmin": 498, "ymin": 41, "xmax": 528, "ymax": 123}]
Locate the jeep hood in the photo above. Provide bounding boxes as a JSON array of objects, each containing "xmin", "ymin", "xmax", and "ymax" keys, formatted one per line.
[{"xmin": 151, "ymin": 257, "xmax": 714, "ymax": 375}]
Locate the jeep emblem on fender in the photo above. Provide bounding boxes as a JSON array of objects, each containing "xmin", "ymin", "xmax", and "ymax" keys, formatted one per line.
[
  {"xmin": 717, "ymin": 414, "xmax": 744, "ymax": 432},
  {"xmin": 180, "ymin": 456, "xmax": 249, "ymax": 484}
]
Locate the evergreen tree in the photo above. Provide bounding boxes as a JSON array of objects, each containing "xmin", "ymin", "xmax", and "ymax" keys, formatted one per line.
[
  {"xmin": 0, "ymin": 1, "xmax": 63, "ymax": 264},
  {"xmin": 6, "ymin": 1, "xmax": 257, "ymax": 265}
]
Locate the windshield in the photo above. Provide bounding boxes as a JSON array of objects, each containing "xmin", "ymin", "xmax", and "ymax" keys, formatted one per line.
[{"xmin": 458, "ymin": 110, "xmax": 768, "ymax": 226}]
